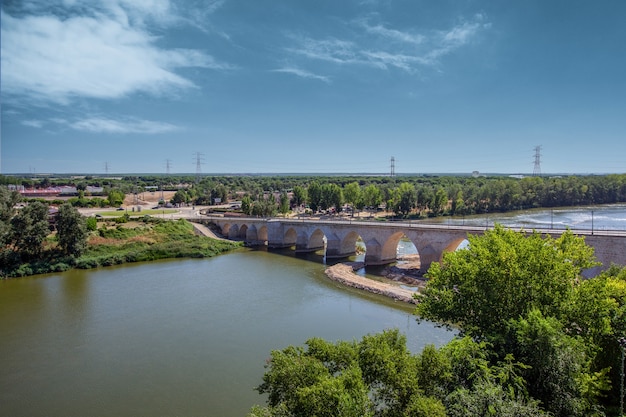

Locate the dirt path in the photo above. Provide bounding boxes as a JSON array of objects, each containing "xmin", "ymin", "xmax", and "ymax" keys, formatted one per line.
[{"xmin": 325, "ymin": 263, "xmax": 419, "ymax": 304}]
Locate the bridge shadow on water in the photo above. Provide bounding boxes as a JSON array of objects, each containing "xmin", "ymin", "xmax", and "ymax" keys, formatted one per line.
[{"xmin": 248, "ymin": 246, "xmax": 392, "ymax": 279}]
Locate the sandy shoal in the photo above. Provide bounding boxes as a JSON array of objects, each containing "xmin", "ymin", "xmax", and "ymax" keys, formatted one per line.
[{"xmin": 325, "ymin": 263, "xmax": 418, "ymax": 304}]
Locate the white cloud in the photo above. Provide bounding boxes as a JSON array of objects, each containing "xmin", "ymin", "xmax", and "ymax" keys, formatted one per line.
[
  {"xmin": 21, "ymin": 120, "xmax": 45, "ymax": 128},
  {"xmin": 272, "ymin": 67, "xmax": 331, "ymax": 83},
  {"xmin": 67, "ymin": 117, "xmax": 179, "ymax": 134},
  {"xmin": 358, "ymin": 20, "xmax": 425, "ymax": 45},
  {"xmin": 0, "ymin": 1, "xmax": 230, "ymax": 105},
  {"xmin": 287, "ymin": 14, "xmax": 489, "ymax": 74}
]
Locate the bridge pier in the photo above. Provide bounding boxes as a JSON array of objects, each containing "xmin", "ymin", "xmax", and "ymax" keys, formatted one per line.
[
  {"xmin": 363, "ymin": 239, "xmax": 396, "ymax": 265},
  {"xmin": 326, "ymin": 234, "xmax": 356, "ymax": 259}
]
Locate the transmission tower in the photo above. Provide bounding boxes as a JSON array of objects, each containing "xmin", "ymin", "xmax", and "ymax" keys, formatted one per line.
[
  {"xmin": 390, "ymin": 156, "xmax": 395, "ymax": 178},
  {"xmin": 193, "ymin": 152, "xmax": 204, "ymax": 182},
  {"xmin": 533, "ymin": 146, "xmax": 542, "ymax": 176},
  {"xmin": 165, "ymin": 159, "xmax": 172, "ymax": 175},
  {"xmin": 104, "ymin": 162, "xmax": 110, "ymax": 175}
]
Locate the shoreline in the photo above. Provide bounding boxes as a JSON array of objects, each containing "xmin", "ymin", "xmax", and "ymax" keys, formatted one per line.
[{"xmin": 324, "ymin": 263, "xmax": 421, "ymax": 304}]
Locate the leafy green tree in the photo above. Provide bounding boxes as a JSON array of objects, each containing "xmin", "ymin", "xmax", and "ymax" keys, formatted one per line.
[
  {"xmin": 291, "ymin": 185, "xmax": 307, "ymax": 209},
  {"xmin": 0, "ymin": 187, "xmax": 22, "ymax": 245},
  {"xmin": 416, "ymin": 186, "xmax": 433, "ymax": 216},
  {"xmin": 251, "ymin": 198, "xmax": 277, "ymax": 217},
  {"xmin": 342, "ymin": 182, "xmax": 362, "ymax": 213},
  {"xmin": 210, "ymin": 184, "xmax": 228, "ymax": 204},
  {"xmin": 504, "ymin": 309, "xmax": 605, "ymax": 417},
  {"xmin": 450, "ymin": 190, "xmax": 465, "ymax": 216},
  {"xmin": 171, "ymin": 189, "xmax": 189, "ymax": 205},
  {"xmin": 8, "ymin": 201, "xmax": 49, "ymax": 259},
  {"xmin": 56, "ymin": 203, "xmax": 88, "ymax": 256},
  {"xmin": 279, "ymin": 192, "xmax": 290, "ymax": 216},
  {"xmin": 308, "ymin": 181, "xmax": 322, "ymax": 212},
  {"xmin": 86, "ymin": 216, "xmax": 98, "ymax": 232},
  {"xmin": 429, "ymin": 187, "xmax": 448, "ymax": 216},
  {"xmin": 107, "ymin": 189, "xmax": 125, "ymax": 207},
  {"xmin": 416, "ymin": 225, "xmax": 598, "ymax": 339},
  {"xmin": 320, "ymin": 183, "xmax": 342, "ymax": 213},
  {"xmin": 253, "ymin": 329, "xmax": 453, "ymax": 417},
  {"xmin": 393, "ymin": 182, "xmax": 416, "ymax": 216},
  {"xmin": 241, "ymin": 195, "xmax": 253, "ymax": 215},
  {"xmin": 565, "ymin": 265, "xmax": 626, "ymax": 406},
  {"xmin": 444, "ymin": 379, "xmax": 548, "ymax": 417},
  {"xmin": 363, "ymin": 184, "xmax": 382, "ymax": 214}
]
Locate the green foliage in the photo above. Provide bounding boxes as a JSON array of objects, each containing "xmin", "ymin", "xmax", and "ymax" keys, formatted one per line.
[
  {"xmin": 0, "ymin": 187, "xmax": 22, "ymax": 244},
  {"xmin": 416, "ymin": 225, "xmax": 598, "ymax": 338},
  {"xmin": 1, "ymin": 218, "xmax": 241, "ymax": 278},
  {"xmin": 8, "ymin": 201, "xmax": 49, "ymax": 259},
  {"xmin": 504, "ymin": 309, "xmax": 598, "ymax": 417},
  {"xmin": 307, "ymin": 181, "xmax": 322, "ymax": 212},
  {"xmin": 85, "ymin": 216, "xmax": 98, "ymax": 231},
  {"xmin": 56, "ymin": 203, "xmax": 88, "ymax": 256},
  {"xmin": 279, "ymin": 192, "xmax": 290, "ymax": 216},
  {"xmin": 291, "ymin": 185, "xmax": 307, "ymax": 208},
  {"xmin": 107, "ymin": 189, "xmax": 124, "ymax": 207},
  {"xmin": 252, "ymin": 225, "xmax": 624, "ymax": 417}
]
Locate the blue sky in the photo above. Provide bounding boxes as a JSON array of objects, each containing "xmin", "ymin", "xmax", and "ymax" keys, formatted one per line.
[{"xmin": 1, "ymin": 0, "xmax": 625, "ymax": 175}]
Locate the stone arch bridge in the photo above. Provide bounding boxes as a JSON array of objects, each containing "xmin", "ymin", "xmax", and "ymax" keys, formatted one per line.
[{"xmin": 192, "ymin": 216, "xmax": 626, "ymax": 276}]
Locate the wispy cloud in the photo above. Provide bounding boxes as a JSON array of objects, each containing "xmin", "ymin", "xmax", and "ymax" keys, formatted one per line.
[
  {"xmin": 286, "ymin": 14, "xmax": 490, "ymax": 74},
  {"xmin": 0, "ymin": 1, "xmax": 230, "ymax": 105},
  {"xmin": 21, "ymin": 120, "xmax": 44, "ymax": 128},
  {"xmin": 16, "ymin": 115, "xmax": 179, "ymax": 134},
  {"xmin": 67, "ymin": 117, "xmax": 179, "ymax": 134},
  {"xmin": 271, "ymin": 67, "xmax": 331, "ymax": 83},
  {"xmin": 358, "ymin": 20, "xmax": 425, "ymax": 45}
]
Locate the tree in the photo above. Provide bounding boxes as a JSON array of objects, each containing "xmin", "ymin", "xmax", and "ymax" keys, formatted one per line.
[
  {"xmin": 343, "ymin": 182, "xmax": 362, "ymax": 214},
  {"xmin": 503, "ymin": 309, "xmax": 604, "ymax": 417},
  {"xmin": 291, "ymin": 185, "xmax": 307, "ymax": 209},
  {"xmin": 107, "ymin": 189, "xmax": 125, "ymax": 207},
  {"xmin": 56, "ymin": 203, "xmax": 89, "ymax": 256},
  {"xmin": 171, "ymin": 189, "xmax": 189, "ymax": 205},
  {"xmin": 429, "ymin": 187, "xmax": 448, "ymax": 216},
  {"xmin": 279, "ymin": 192, "xmax": 290, "ymax": 217},
  {"xmin": 8, "ymin": 201, "xmax": 49, "ymax": 259},
  {"xmin": 241, "ymin": 195, "xmax": 253, "ymax": 215},
  {"xmin": 253, "ymin": 329, "xmax": 448, "ymax": 417},
  {"xmin": 416, "ymin": 225, "xmax": 598, "ymax": 339},
  {"xmin": 0, "ymin": 186, "xmax": 22, "ymax": 245},
  {"xmin": 363, "ymin": 184, "xmax": 382, "ymax": 214},
  {"xmin": 308, "ymin": 181, "xmax": 322, "ymax": 212},
  {"xmin": 393, "ymin": 182, "xmax": 416, "ymax": 216},
  {"xmin": 320, "ymin": 183, "xmax": 342, "ymax": 213}
]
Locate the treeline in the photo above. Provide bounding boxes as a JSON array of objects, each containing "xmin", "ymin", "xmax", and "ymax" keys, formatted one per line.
[{"xmin": 3, "ymin": 173, "xmax": 626, "ymax": 217}]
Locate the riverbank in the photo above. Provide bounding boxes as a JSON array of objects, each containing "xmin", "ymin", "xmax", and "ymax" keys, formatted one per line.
[
  {"xmin": 325, "ymin": 262, "xmax": 423, "ymax": 304},
  {"xmin": 1, "ymin": 218, "xmax": 242, "ymax": 279}
]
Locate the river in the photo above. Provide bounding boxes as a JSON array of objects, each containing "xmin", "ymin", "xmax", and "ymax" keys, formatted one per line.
[
  {"xmin": 0, "ymin": 250, "xmax": 451, "ymax": 417},
  {"xmin": 2, "ymin": 204, "xmax": 625, "ymax": 417}
]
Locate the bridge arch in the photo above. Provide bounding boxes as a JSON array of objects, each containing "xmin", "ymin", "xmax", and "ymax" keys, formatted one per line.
[{"xmin": 284, "ymin": 227, "xmax": 298, "ymax": 247}]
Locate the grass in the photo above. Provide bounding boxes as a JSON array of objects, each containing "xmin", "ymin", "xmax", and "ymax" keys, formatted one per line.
[{"xmin": 1, "ymin": 218, "xmax": 243, "ymax": 278}]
